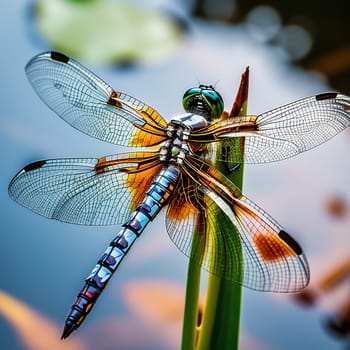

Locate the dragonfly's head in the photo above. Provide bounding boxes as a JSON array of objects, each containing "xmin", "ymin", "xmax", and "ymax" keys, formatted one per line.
[{"xmin": 182, "ymin": 85, "xmax": 224, "ymax": 121}]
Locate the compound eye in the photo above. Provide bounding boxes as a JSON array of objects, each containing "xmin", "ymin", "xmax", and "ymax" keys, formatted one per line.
[
  {"xmin": 182, "ymin": 86, "xmax": 224, "ymax": 120},
  {"xmin": 201, "ymin": 88, "xmax": 224, "ymax": 118}
]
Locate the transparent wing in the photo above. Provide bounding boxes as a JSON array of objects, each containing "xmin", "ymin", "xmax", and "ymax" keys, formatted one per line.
[
  {"xmin": 190, "ymin": 93, "xmax": 350, "ymax": 163},
  {"xmin": 166, "ymin": 176, "xmax": 246, "ymax": 287},
  {"xmin": 169, "ymin": 155, "xmax": 310, "ymax": 292},
  {"xmin": 8, "ymin": 152, "xmax": 162, "ymax": 225},
  {"xmin": 25, "ymin": 52, "xmax": 168, "ymax": 147},
  {"xmin": 166, "ymin": 174, "xmax": 205, "ymax": 256}
]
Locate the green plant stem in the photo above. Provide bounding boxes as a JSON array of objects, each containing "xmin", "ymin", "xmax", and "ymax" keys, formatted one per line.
[
  {"xmin": 181, "ymin": 69, "xmax": 249, "ymax": 350},
  {"xmin": 197, "ymin": 161, "xmax": 244, "ymax": 350},
  {"xmin": 181, "ymin": 211, "xmax": 207, "ymax": 350},
  {"xmin": 181, "ymin": 254, "xmax": 202, "ymax": 349},
  {"xmin": 197, "ymin": 71, "xmax": 249, "ymax": 350},
  {"xmin": 197, "ymin": 275, "xmax": 242, "ymax": 350}
]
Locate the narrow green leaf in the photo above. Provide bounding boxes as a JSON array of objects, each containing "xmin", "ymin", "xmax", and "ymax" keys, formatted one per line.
[
  {"xmin": 181, "ymin": 219, "xmax": 206, "ymax": 350},
  {"xmin": 197, "ymin": 68, "xmax": 250, "ymax": 350}
]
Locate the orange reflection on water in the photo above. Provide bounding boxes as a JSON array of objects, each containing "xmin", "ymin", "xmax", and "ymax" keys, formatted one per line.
[
  {"xmin": 122, "ymin": 279, "xmax": 185, "ymax": 348},
  {"xmin": 119, "ymin": 279, "xmax": 273, "ymax": 350},
  {"xmin": 123, "ymin": 279, "xmax": 185, "ymax": 322},
  {"xmin": 0, "ymin": 290, "xmax": 85, "ymax": 350}
]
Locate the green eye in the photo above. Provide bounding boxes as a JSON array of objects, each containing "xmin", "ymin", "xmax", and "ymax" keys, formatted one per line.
[{"xmin": 182, "ymin": 85, "xmax": 224, "ymax": 120}]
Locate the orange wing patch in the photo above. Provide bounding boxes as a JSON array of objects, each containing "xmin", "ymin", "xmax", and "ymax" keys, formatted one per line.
[
  {"xmin": 129, "ymin": 105, "xmax": 168, "ymax": 147},
  {"xmin": 167, "ymin": 176, "xmax": 200, "ymax": 222},
  {"xmin": 94, "ymin": 152, "xmax": 162, "ymax": 212},
  {"xmin": 253, "ymin": 231, "xmax": 299, "ymax": 262},
  {"xmin": 127, "ymin": 164, "xmax": 163, "ymax": 211},
  {"xmin": 233, "ymin": 197, "xmax": 303, "ymax": 263},
  {"xmin": 167, "ymin": 197, "xmax": 195, "ymax": 222},
  {"xmin": 107, "ymin": 90, "xmax": 167, "ymax": 147},
  {"xmin": 128, "ymin": 129, "xmax": 167, "ymax": 147}
]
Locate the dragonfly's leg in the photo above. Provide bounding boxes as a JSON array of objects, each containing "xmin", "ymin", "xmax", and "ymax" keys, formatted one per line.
[{"xmin": 227, "ymin": 162, "xmax": 241, "ymax": 174}]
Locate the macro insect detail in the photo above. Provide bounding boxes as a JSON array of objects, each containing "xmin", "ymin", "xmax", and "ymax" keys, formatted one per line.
[{"xmin": 9, "ymin": 51, "xmax": 350, "ymax": 338}]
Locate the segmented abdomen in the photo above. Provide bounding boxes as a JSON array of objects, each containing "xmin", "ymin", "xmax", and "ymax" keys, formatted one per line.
[{"xmin": 62, "ymin": 165, "xmax": 180, "ymax": 338}]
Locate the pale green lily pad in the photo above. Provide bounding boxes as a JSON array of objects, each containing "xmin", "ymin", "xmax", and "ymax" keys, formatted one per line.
[{"xmin": 34, "ymin": 0, "xmax": 185, "ymax": 65}]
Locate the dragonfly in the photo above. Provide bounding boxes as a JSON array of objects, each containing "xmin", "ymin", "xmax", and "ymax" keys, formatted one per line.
[{"xmin": 9, "ymin": 51, "xmax": 350, "ymax": 339}]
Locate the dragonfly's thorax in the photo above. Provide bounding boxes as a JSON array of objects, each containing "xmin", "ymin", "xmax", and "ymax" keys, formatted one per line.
[{"xmin": 160, "ymin": 113, "xmax": 208, "ymax": 165}]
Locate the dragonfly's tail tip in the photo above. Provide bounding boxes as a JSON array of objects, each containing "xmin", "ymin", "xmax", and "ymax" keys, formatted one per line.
[{"xmin": 61, "ymin": 319, "xmax": 76, "ymax": 339}]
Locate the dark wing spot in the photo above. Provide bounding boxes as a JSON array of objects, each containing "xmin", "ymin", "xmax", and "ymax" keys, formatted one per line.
[
  {"xmin": 23, "ymin": 160, "xmax": 46, "ymax": 172},
  {"xmin": 278, "ymin": 230, "xmax": 302, "ymax": 255},
  {"xmin": 50, "ymin": 51, "xmax": 69, "ymax": 63},
  {"xmin": 316, "ymin": 92, "xmax": 338, "ymax": 101}
]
